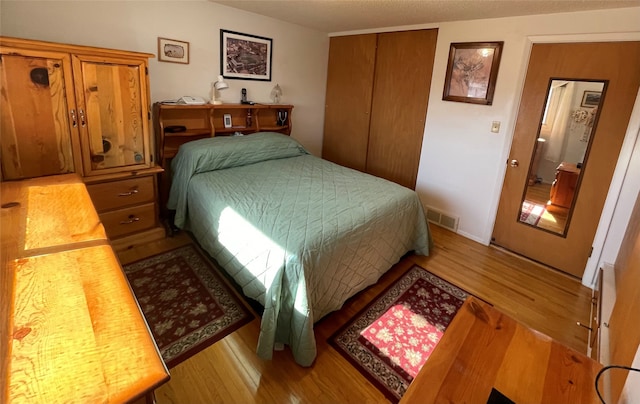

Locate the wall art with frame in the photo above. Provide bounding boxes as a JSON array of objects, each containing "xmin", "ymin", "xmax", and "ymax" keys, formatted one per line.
[
  {"xmin": 220, "ymin": 29, "xmax": 272, "ymax": 81},
  {"xmin": 581, "ymin": 91, "xmax": 602, "ymax": 108},
  {"xmin": 158, "ymin": 37, "xmax": 189, "ymax": 64},
  {"xmin": 442, "ymin": 41, "xmax": 503, "ymax": 105}
]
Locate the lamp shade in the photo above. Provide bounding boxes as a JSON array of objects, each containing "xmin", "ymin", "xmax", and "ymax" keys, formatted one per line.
[
  {"xmin": 210, "ymin": 75, "xmax": 229, "ymax": 104},
  {"xmin": 214, "ymin": 75, "xmax": 229, "ymax": 90},
  {"xmin": 270, "ymin": 84, "xmax": 282, "ymax": 104}
]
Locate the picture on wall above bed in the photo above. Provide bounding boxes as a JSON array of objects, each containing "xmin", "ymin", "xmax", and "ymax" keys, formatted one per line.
[
  {"xmin": 220, "ymin": 29, "xmax": 272, "ymax": 81},
  {"xmin": 442, "ymin": 41, "xmax": 503, "ymax": 105},
  {"xmin": 158, "ymin": 37, "xmax": 190, "ymax": 64}
]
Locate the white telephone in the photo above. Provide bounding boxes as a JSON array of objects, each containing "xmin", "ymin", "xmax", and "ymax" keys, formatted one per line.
[{"xmin": 177, "ymin": 96, "xmax": 206, "ymax": 105}]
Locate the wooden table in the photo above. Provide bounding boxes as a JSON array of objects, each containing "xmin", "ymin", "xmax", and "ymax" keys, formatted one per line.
[
  {"xmin": 400, "ymin": 297, "xmax": 602, "ymax": 404},
  {"xmin": 1, "ymin": 174, "xmax": 169, "ymax": 403}
]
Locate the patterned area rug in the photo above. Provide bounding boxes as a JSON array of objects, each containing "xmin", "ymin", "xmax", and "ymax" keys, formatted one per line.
[
  {"xmin": 123, "ymin": 244, "xmax": 254, "ymax": 368},
  {"xmin": 329, "ymin": 265, "xmax": 468, "ymax": 403},
  {"xmin": 520, "ymin": 200, "xmax": 546, "ymax": 225}
]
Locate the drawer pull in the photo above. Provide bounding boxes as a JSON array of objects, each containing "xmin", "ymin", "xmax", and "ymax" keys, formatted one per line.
[
  {"xmin": 120, "ymin": 215, "xmax": 141, "ymax": 224},
  {"xmin": 576, "ymin": 321, "xmax": 593, "ymax": 331},
  {"xmin": 119, "ymin": 186, "xmax": 139, "ymax": 197}
]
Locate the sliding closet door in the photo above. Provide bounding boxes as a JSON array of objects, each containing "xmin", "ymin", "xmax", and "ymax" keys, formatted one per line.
[
  {"xmin": 366, "ymin": 29, "xmax": 438, "ymax": 189},
  {"xmin": 322, "ymin": 34, "xmax": 377, "ymax": 171}
]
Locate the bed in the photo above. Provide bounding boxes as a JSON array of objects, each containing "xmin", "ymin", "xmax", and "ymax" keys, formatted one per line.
[{"xmin": 167, "ymin": 132, "xmax": 431, "ymax": 366}]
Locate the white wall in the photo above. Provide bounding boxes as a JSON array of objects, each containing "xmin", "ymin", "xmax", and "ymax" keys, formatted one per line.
[
  {"xmin": 0, "ymin": 0, "xmax": 329, "ymax": 155},
  {"xmin": 414, "ymin": 8, "xmax": 640, "ymax": 247}
]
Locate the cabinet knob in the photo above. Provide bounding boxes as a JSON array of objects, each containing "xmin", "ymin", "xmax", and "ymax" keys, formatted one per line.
[
  {"xmin": 79, "ymin": 108, "xmax": 86, "ymax": 127},
  {"xmin": 70, "ymin": 109, "xmax": 78, "ymax": 127},
  {"xmin": 509, "ymin": 159, "xmax": 519, "ymax": 167}
]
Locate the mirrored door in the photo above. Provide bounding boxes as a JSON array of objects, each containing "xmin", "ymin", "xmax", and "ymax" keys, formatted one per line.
[{"xmin": 492, "ymin": 41, "xmax": 640, "ymax": 278}]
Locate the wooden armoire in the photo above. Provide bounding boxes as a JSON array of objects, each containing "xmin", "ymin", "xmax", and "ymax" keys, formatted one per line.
[
  {"xmin": 322, "ymin": 29, "xmax": 438, "ymax": 189},
  {"xmin": 0, "ymin": 36, "xmax": 164, "ymax": 250}
]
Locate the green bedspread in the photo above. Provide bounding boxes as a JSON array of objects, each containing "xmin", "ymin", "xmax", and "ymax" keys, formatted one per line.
[{"xmin": 167, "ymin": 133, "xmax": 430, "ymax": 366}]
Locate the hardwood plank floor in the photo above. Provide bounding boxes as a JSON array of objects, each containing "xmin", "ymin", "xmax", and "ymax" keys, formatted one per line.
[
  {"xmin": 116, "ymin": 224, "xmax": 593, "ymax": 404},
  {"xmin": 525, "ymin": 182, "xmax": 568, "ymax": 233}
]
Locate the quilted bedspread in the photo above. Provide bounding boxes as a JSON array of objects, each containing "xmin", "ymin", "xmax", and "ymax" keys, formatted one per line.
[{"xmin": 167, "ymin": 133, "xmax": 431, "ymax": 366}]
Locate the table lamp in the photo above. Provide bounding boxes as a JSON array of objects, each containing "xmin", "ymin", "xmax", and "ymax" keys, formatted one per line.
[{"xmin": 210, "ymin": 75, "xmax": 229, "ymax": 104}]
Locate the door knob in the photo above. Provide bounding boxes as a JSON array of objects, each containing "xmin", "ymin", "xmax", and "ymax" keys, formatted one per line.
[{"xmin": 509, "ymin": 159, "xmax": 519, "ymax": 167}]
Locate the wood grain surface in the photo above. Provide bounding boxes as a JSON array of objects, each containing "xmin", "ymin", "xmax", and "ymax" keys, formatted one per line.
[
  {"xmin": 400, "ymin": 297, "xmax": 602, "ymax": 404},
  {"xmin": 1, "ymin": 174, "xmax": 169, "ymax": 403}
]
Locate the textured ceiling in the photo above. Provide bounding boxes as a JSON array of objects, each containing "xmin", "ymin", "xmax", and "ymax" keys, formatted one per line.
[{"xmin": 211, "ymin": 0, "xmax": 640, "ymax": 33}]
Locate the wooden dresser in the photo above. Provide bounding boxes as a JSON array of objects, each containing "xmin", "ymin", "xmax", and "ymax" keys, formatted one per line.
[
  {"xmin": 400, "ymin": 297, "xmax": 602, "ymax": 404},
  {"xmin": 1, "ymin": 174, "xmax": 169, "ymax": 403},
  {"xmin": 549, "ymin": 162, "xmax": 581, "ymax": 210},
  {"xmin": 0, "ymin": 36, "xmax": 164, "ymax": 250}
]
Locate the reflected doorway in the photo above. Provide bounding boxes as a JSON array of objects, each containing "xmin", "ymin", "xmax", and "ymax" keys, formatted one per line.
[{"xmin": 519, "ymin": 80, "xmax": 605, "ymax": 236}]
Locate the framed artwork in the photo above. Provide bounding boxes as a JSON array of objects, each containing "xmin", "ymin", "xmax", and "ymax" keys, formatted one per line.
[
  {"xmin": 220, "ymin": 29, "xmax": 272, "ymax": 81},
  {"xmin": 581, "ymin": 91, "xmax": 601, "ymax": 108},
  {"xmin": 158, "ymin": 37, "xmax": 189, "ymax": 64},
  {"xmin": 442, "ymin": 41, "xmax": 504, "ymax": 105}
]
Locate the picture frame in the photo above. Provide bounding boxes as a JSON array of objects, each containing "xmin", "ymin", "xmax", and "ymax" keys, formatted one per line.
[
  {"xmin": 442, "ymin": 41, "xmax": 504, "ymax": 105},
  {"xmin": 223, "ymin": 113, "xmax": 232, "ymax": 128},
  {"xmin": 220, "ymin": 29, "xmax": 272, "ymax": 81},
  {"xmin": 581, "ymin": 91, "xmax": 601, "ymax": 108},
  {"xmin": 158, "ymin": 37, "xmax": 189, "ymax": 64}
]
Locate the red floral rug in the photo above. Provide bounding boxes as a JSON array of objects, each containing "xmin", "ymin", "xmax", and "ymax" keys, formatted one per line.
[
  {"xmin": 520, "ymin": 200, "xmax": 546, "ymax": 225},
  {"xmin": 123, "ymin": 244, "xmax": 254, "ymax": 368},
  {"xmin": 329, "ymin": 265, "xmax": 468, "ymax": 403}
]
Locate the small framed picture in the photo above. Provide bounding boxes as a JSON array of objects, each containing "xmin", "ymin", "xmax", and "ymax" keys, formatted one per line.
[
  {"xmin": 442, "ymin": 41, "xmax": 504, "ymax": 105},
  {"xmin": 220, "ymin": 29, "xmax": 272, "ymax": 81},
  {"xmin": 223, "ymin": 114, "xmax": 232, "ymax": 128},
  {"xmin": 581, "ymin": 91, "xmax": 601, "ymax": 108},
  {"xmin": 158, "ymin": 37, "xmax": 189, "ymax": 64}
]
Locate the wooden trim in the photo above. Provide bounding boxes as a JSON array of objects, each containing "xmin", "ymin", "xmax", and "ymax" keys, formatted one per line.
[{"xmin": 0, "ymin": 36, "xmax": 154, "ymax": 59}]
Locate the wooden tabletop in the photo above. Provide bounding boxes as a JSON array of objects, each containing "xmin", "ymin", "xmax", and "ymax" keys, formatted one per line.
[
  {"xmin": 1, "ymin": 174, "xmax": 169, "ymax": 403},
  {"xmin": 400, "ymin": 297, "xmax": 602, "ymax": 404}
]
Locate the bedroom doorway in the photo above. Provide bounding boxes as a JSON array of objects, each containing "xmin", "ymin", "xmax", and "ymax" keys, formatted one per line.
[{"xmin": 492, "ymin": 41, "xmax": 640, "ymax": 278}]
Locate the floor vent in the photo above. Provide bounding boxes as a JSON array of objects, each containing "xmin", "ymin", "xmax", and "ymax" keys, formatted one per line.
[{"xmin": 425, "ymin": 206, "xmax": 459, "ymax": 232}]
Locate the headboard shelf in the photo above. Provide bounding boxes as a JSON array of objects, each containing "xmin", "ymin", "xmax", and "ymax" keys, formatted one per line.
[{"xmin": 153, "ymin": 102, "xmax": 293, "ymax": 221}]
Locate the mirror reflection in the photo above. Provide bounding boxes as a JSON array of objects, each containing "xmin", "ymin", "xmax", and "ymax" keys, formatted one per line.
[{"xmin": 519, "ymin": 79, "xmax": 605, "ymax": 235}]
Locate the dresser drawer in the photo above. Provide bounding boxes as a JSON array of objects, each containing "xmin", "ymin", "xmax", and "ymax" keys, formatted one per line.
[
  {"xmin": 87, "ymin": 176, "xmax": 155, "ymax": 212},
  {"xmin": 99, "ymin": 203, "xmax": 157, "ymax": 239}
]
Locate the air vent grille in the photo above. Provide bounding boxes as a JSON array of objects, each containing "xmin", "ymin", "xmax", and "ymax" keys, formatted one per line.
[{"xmin": 425, "ymin": 206, "xmax": 459, "ymax": 232}]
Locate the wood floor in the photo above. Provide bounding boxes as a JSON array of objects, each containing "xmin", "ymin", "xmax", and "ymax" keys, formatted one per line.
[
  {"xmin": 525, "ymin": 182, "xmax": 568, "ymax": 234},
  {"xmin": 117, "ymin": 224, "xmax": 594, "ymax": 404}
]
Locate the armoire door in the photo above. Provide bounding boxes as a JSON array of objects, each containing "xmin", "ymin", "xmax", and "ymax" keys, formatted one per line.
[
  {"xmin": 72, "ymin": 55, "xmax": 152, "ymax": 177},
  {"xmin": 366, "ymin": 29, "xmax": 438, "ymax": 189},
  {"xmin": 322, "ymin": 34, "xmax": 377, "ymax": 171},
  {"xmin": 0, "ymin": 50, "xmax": 81, "ymax": 180},
  {"xmin": 492, "ymin": 41, "xmax": 640, "ymax": 278}
]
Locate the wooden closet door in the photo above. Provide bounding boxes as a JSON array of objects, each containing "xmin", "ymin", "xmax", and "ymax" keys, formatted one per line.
[
  {"xmin": 367, "ymin": 29, "xmax": 438, "ymax": 189},
  {"xmin": 322, "ymin": 34, "xmax": 377, "ymax": 171}
]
